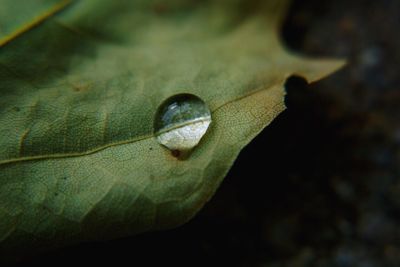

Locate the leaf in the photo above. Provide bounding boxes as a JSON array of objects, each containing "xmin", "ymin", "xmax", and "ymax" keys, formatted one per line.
[
  {"xmin": 0, "ymin": 0, "xmax": 344, "ymax": 258},
  {"xmin": 0, "ymin": 0, "xmax": 71, "ymax": 46}
]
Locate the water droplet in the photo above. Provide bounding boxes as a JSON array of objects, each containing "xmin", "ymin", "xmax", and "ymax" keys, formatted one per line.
[{"xmin": 154, "ymin": 93, "xmax": 212, "ymax": 152}]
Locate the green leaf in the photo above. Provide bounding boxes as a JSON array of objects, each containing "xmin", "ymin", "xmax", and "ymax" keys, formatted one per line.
[
  {"xmin": 0, "ymin": 0, "xmax": 71, "ymax": 46},
  {"xmin": 0, "ymin": 0, "xmax": 344, "ymax": 258}
]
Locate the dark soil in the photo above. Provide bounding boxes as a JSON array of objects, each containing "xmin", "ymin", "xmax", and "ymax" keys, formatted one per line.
[{"xmin": 18, "ymin": 0, "xmax": 400, "ymax": 266}]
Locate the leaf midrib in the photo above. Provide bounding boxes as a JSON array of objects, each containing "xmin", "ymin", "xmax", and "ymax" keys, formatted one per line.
[{"xmin": 0, "ymin": 82, "xmax": 284, "ymax": 166}]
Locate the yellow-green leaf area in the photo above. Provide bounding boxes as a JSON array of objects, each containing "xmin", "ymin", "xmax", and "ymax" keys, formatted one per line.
[
  {"xmin": 0, "ymin": 0, "xmax": 71, "ymax": 46},
  {"xmin": 0, "ymin": 0, "xmax": 344, "ymax": 258}
]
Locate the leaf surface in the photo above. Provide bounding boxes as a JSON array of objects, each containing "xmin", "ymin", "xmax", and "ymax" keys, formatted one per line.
[
  {"xmin": 0, "ymin": 0, "xmax": 71, "ymax": 46},
  {"xmin": 0, "ymin": 0, "xmax": 344, "ymax": 257}
]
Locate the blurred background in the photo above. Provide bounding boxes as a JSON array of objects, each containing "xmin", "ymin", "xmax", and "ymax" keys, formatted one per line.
[{"xmin": 20, "ymin": 0, "xmax": 400, "ymax": 266}]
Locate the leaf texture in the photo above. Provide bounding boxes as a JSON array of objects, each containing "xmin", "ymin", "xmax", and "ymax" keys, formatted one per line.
[
  {"xmin": 0, "ymin": 0, "xmax": 71, "ymax": 46},
  {"xmin": 0, "ymin": 0, "xmax": 344, "ymax": 258}
]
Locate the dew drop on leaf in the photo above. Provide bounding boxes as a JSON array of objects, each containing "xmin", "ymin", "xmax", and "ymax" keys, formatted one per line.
[{"xmin": 154, "ymin": 93, "xmax": 212, "ymax": 152}]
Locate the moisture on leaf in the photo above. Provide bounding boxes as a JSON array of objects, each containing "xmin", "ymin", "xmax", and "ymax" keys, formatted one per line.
[
  {"xmin": 154, "ymin": 93, "xmax": 212, "ymax": 153},
  {"xmin": 0, "ymin": 0, "xmax": 345, "ymax": 260}
]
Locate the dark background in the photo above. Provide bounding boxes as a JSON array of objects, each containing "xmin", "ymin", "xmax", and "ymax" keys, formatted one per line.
[{"xmin": 19, "ymin": 0, "xmax": 400, "ymax": 266}]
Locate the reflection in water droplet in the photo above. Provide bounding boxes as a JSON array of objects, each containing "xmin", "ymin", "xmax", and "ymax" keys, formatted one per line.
[{"xmin": 154, "ymin": 94, "xmax": 212, "ymax": 152}]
